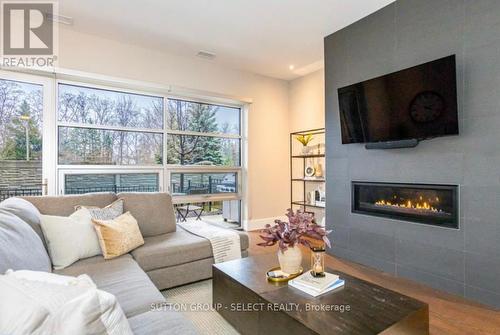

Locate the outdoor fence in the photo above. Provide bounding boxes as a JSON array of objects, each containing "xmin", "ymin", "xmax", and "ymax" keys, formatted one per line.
[
  {"xmin": 65, "ymin": 185, "xmax": 159, "ymax": 194},
  {"xmin": 0, "ymin": 187, "xmax": 43, "ymax": 201},
  {"xmin": 0, "ymin": 185, "xmax": 159, "ymax": 201},
  {"xmin": 171, "ymin": 177, "xmax": 235, "ymax": 194}
]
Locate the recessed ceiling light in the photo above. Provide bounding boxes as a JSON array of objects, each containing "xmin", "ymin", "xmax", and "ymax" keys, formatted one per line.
[
  {"xmin": 289, "ymin": 65, "xmax": 295, "ymax": 70},
  {"xmin": 197, "ymin": 51, "xmax": 216, "ymax": 60}
]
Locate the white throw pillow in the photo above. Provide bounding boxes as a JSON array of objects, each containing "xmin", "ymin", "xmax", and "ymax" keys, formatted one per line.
[
  {"xmin": 0, "ymin": 270, "xmax": 133, "ymax": 335},
  {"xmin": 40, "ymin": 208, "xmax": 102, "ymax": 269}
]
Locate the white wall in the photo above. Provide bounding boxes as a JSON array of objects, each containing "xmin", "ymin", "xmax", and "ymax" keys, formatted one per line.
[
  {"xmin": 288, "ymin": 69, "xmax": 325, "ymax": 132},
  {"xmin": 56, "ymin": 26, "xmax": 290, "ymax": 226},
  {"xmin": 288, "ymin": 69, "xmax": 326, "ymax": 221}
]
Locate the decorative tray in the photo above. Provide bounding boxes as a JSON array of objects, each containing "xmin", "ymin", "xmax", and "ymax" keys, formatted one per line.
[{"xmin": 266, "ymin": 266, "xmax": 303, "ymax": 282}]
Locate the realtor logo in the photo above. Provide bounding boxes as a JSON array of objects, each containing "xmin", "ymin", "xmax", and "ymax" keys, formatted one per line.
[
  {"xmin": 2, "ymin": 2, "xmax": 53, "ymax": 55},
  {"xmin": 1, "ymin": 1, "xmax": 57, "ymax": 68}
]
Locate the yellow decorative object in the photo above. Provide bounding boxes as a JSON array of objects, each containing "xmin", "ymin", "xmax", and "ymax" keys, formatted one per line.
[
  {"xmin": 295, "ymin": 134, "xmax": 314, "ymax": 146},
  {"xmin": 92, "ymin": 212, "xmax": 144, "ymax": 259}
]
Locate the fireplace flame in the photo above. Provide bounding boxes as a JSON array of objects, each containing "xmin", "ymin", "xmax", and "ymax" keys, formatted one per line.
[{"xmin": 375, "ymin": 199, "xmax": 441, "ymax": 213}]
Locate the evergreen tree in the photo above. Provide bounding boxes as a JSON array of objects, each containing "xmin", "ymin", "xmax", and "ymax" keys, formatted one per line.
[
  {"xmin": 188, "ymin": 103, "xmax": 223, "ymax": 165},
  {"xmin": 220, "ymin": 122, "xmax": 236, "ymax": 166},
  {"xmin": 0, "ymin": 100, "xmax": 42, "ymax": 160},
  {"xmin": 166, "ymin": 100, "xmax": 223, "ymax": 165}
]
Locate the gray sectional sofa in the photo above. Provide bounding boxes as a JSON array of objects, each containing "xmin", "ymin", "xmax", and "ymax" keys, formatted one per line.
[{"xmin": 0, "ymin": 192, "xmax": 249, "ymax": 334}]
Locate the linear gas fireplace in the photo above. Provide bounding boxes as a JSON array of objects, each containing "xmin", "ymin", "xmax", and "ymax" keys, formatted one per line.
[{"xmin": 352, "ymin": 181, "xmax": 459, "ymax": 229}]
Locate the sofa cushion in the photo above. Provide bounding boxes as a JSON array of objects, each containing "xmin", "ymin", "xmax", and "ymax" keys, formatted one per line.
[
  {"xmin": 117, "ymin": 192, "xmax": 176, "ymax": 237},
  {"xmin": 148, "ymin": 258, "xmax": 214, "ymax": 290},
  {"xmin": 0, "ymin": 197, "xmax": 45, "ymax": 246},
  {"xmin": 77, "ymin": 199, "xmax": 124, "ymax": 220},
  {"xmin": 131, "ymin": 228, "xmax": 213, "ymax": 272},
  {"xmin": 128, "ymin": 311, "xmax": 198, "ymax": 335},
  {"xmin": 131, "ymin": 227, "xmax": 250, "ymax": 272},
  {"xmin": 22, "ymin": 192, "xmax": 117, "ymax": 216},
  {"xmin": 0, "ymin": 208, "xmax": 51, "ymax": 273},
  {"xmin": 93, "ymin": 212, "xmax": 145, "ymax": 260},
  {"xmin": 55, "ymin": 254, "xmax": 164, "ymax": 318},
  {"xmin": 0, "ymin": 270, "xmax": 133, "ymax": 335},
  {"xmin": 40, "ymin": 209, "xmax": 102, "ymax": 269}
]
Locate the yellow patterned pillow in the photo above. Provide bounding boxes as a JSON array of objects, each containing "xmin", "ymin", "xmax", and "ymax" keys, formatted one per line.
[{"xmin": 92, "ymin": 212, "xmax": 144, "ymax": 260}]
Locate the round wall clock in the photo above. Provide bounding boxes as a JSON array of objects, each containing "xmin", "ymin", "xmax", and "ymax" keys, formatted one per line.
[{"xmin": 409, "ymin": 91, "xmax": 445, "ymax": 123}]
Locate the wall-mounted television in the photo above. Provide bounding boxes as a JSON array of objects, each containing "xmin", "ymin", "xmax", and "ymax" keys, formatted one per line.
[{"xmin": 338, "ymin": 55, "xmax": 458, "ymax": 146}]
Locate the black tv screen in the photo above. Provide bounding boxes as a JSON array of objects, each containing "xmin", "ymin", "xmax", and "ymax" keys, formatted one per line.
[{"xmin": 338, "ymin": 55, "xmax": 458, "ymax": 144}]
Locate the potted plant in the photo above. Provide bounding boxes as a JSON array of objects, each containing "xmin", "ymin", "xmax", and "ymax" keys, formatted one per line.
[
  {"xmin": 295, "ymin": 134, "xmax": 314, "ymax": 155},
  {"xmin": 258, "ymin": 209, "xmax": 331, "ymax": 274}
]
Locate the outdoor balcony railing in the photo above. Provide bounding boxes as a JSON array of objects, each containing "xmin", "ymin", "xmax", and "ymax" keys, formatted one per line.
[
  {"xmin": 64, "ymin": 185, "xmax": 159, "ymax": 195},
  {"xmin": 0, "ymin": 181, "xmax": 235, "ymax": 201},
  {"xmin": 0, "ymin": 187, "xmax": 43, "ymax": 201},
  {"xmin": 0, "ymin": 185, "xmax": 158, "ymax": 201}
]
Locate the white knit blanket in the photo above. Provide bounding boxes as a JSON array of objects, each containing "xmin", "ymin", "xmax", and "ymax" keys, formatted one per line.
[{"xmin": 178, "ymin": 221, "xmax": 241, "ymax": 263}]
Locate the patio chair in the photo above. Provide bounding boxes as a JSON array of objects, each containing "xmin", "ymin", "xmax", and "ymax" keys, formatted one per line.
[{"xmin": 175, "ymin": 187, "xmax": 209, "ymax": 222}]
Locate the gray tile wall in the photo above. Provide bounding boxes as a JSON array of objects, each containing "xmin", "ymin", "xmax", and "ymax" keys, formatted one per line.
[{"xmin": 324, "ymin": 0, "xmax": 500, "ymax": 308}]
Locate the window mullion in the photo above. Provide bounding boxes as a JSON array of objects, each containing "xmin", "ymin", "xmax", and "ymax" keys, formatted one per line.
[
  {"xmin": 166, "ymin": 129, "xmax": 241, "ymax": 139},
  {"xmin": 58, "ymin": 122, "xmax": 164, "ymax": 134}
]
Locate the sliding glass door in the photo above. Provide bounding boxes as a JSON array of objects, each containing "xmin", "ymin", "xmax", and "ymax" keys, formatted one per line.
[{"xmin": 0, "ymin": 71, "xmax": 54, "ymax": 200}]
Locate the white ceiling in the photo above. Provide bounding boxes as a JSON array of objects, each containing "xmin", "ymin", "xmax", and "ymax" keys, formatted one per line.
[{"xmin": 58, "ymin": 0, "xmax": 395, "ymax": 80}]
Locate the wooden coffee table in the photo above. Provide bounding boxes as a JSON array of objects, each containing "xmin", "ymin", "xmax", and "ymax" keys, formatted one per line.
[{"xmin": 213, "ymin": 255, "xmax": 429, "ymax": 335}]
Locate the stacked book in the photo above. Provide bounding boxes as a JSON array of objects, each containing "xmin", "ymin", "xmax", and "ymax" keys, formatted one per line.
[{"xmin": 289, "ymin": 272, "xmax": 345, "ymax": 297}]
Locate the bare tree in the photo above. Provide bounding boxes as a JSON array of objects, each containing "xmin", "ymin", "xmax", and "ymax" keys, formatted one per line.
[
  {"xmin": 166, "ymin": 99, "xmax": 200, "ymax": 165},
  {"xmin": 114, "ymin": 96, "xmax": 137, "ymax": 164},
  {"xmin": 90, "ymin": 95, "xmax": 115, "ymax": 125},
  {"xmin": 0, "ymin": 80, "xmax": 23, "ymax": 149}
]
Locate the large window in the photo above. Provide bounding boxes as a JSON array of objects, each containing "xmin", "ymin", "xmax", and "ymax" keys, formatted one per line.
[
  {"xmin": 57, "ymin": 83, "xmax": 165, "ymax": 194},
  {"xmin": 0, "ymin": 77, "xmax": 247, "ymax": 224},
  {"xmin": 58, "ymin": 83, "xmax": 164, "ymax": 167},
  {"xmin": 55, "ymin": 83, "xmax": 244, "ymax": 211}
]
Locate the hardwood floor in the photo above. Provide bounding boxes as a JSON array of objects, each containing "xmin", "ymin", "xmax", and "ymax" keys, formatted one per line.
[{"xmin": 246, "ymin": 231, "xmax": 500, "ymax": 335}]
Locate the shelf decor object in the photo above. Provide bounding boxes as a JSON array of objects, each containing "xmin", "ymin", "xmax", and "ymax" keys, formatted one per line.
[
  {"xmin": 290, "ymin": 128, "xmax": 325, "ymax": 214},
  {"xmin": 295, "ymin": 133, "xmax": 314, "ymax": 155}
]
